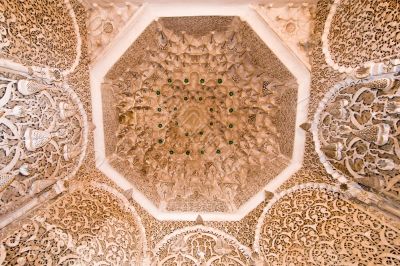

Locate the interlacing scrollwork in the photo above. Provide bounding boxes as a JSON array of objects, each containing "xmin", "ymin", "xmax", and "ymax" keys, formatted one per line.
[
  {"xmin": 322, "ymin": 0, "xmax": 400, "ymax": 73},
  {"xmin": 0, "ymin": 0, "xmax": 81, "ymax": 76},
  {"xmin": 110, "ymin": 17, "xmax": 293, "ymax": 212},
  {"xmin": 312, "ymin": 75, "xmax": 400, "ymax": 201},
  {"xmin": 254, "ymin": 184, "xmax": 400, "ymax": 265},
  {"xmin": 0, "ymin": 75, "xmax": 87, "ymax": 216},
  {"xmin": 0, "ymin": 183, "xmax": 147, "ymax": 265},
  {"xmin": 152, "ymin": 225, "xmax": 253, "ymax": 265}
]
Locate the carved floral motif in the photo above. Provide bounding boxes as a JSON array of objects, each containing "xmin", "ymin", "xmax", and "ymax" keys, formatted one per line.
[
  {"xmin": 0, "ymin": 183, "xmax": 147, "ymax": 265},
  {"xmin": 254, "ymin": 184, "xmax": 400, "ymax": 265},
  {"xmin": 0, "ymin": 0, "xmax": 81, "ymax": 76},
  {"xmin": 0, "ymin": 75, "xmax": 88, "ymax": 216},
  {"xmin": 312, "ymin": 75, "xmax": 400, "ymax": 201},
  {"xmin": 322, "ymin": 0, "xmax": 400, "ymax": 73},
  {"xmin": 152, "ymin": 225, "xmax": 253, "ymax": 265}
]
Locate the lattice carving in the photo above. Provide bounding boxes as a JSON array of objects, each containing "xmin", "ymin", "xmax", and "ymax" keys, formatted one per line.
[
  {"xmin": 0, "ymin": 75, "xmax": 88, "ymax": 216},
  {"xmin": 312, "ymin": 75, "xmax": 400, "ymax": 201},
  {"xmin": 0, "ymin": 0, "xmax": 81, "ymax": 76},
  {"xmin": 152, "ymin": 225, "xmax": 254, "ymax": 265},
  {"xmin": 322, "ymin": 0, "xmax": 400, "ymax": 73},
  {"xmin": 254, "ymin": 184, "xmax": 400, "ymax": 265},
  {"xmin": 0, "ymin": 183, "xmax": 147, "ymax": 265}
]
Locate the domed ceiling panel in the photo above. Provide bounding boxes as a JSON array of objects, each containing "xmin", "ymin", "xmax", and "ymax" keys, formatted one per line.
[{"xmin": 91, "ymin": 7, "xmax": 310, "ymax": 220}]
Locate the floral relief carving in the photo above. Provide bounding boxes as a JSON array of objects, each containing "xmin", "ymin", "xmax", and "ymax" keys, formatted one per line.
[
  {"xmin": 80, "ymin": 0, "xmax": 140, "ymax": 62},
  {"xmin": 0, "ymin": 0, "xmax": 81, "ymax": 76},
  {"xmin": 152, "ymin": 225, "xmax": 254, "ymax": 265},
  {"xmin": 106, "ymin": 17, "xmax": 297, "ymax": 213},
  {"xmin": 0, "ymin": 74, "xmax": 88, "ymax": 217},
  {"xmin": 0, "ymin": 183, "xmax": 147, "ymax": 265},
  {"xmin": 312, "ymin": 75, "xmax": 400, "ymax": 201},
  {"xmin": 254, "ymin": 184, "xmax": 400, "ymax": 265},
  {"xmin": 322, "ymin": 0, "xmax": 400, "ymax": 73},
  {"xmin": 254, "ymin": 3, "xmax": 316, "ymax": 69}
]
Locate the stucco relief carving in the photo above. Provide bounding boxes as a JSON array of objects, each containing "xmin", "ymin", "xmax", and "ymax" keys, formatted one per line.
[
  {"xmin": 254, "ymin": 3, "xmax": 316, "ymax": 69},
  {"xmin": 0, "ymin": 183, "xmax": 148, "ymax": 265},
  {"xmin": 254, "ymin": 184, "xmax": 400, "ymax": 265},
  {"xmin": 80, "ymin": 0, "xmax": 140, "ymax": 61},
  {"xmin": 322, "ymin": 0, "xmax": 400, "ymax": 73},
  {"xmin": 0, "ymin": 75, "xmax": 88, "ymax": 216},
  {"xmin": 312, "ymin": 75, "xmax": 400, "ymax": 202},
  {"xmin": 0, "ymin": 0, "xmax": 81, "ymax": 77},
  {"xmin": 108, "ymin": 17, "xmax": 296, "ymax": 212},
  {"xmin": 152, "ymin": 225, "xmax": 254, "ymax": 265}
]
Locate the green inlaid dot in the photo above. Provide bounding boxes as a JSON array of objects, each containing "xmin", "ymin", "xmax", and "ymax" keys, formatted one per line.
[
  {"xmin": 169, "ymin": 150, "xmax": 174, "ymax": 154},
  {"xmin": 156, "ymin": 90, "xmax": 161, "ymax": 95},
  {"xmin": 184, "ymin": 78, "xmax": 189, "ymax": 84},
  {"xmin": 199, "ymin": 131, "xmax": 204, "ymax": 135},
  {"xmin": 229, "ymin": 108, "xmax": 234, "ymax": 113},
  {"xmin": 229, "ymin": 140, "xmax": 234, "ymax": 145},
  {"xmin": 184, "ymin": 97, "xmax": 188, "ymax": 101},
  {"xmin": 168, "ymin": 78, "xmax": 172, "ymax": 83},
  {"xmin": 209, "ymin": 108, "xmax": 214, "ymax": 112},
  {"xmin": 217, "ymin": 78, "xmax": 223, "ymax": 84},
  {"xmin": 216, "ymin": 149, "xmax": 221, "ymax": 154},
  {"xmin": 158, "ymin": 124, "xmax": 163, "ymax": 128},
  {"xmin": 200, "ymin": 78, "xmax": 205, "ymax": 84},
  {"xmin": 229, "ymin": 91, "xmax": 234, "ymax": 96},
  {"xmin": 186, "ymin": 150, "xmax": 190, "ymax": 155},
  {"xmin": 200, "ymin": 150, "xmax": 205, "ymax": 154},
  {"xmin": 158, "ymin": 139, "xmax": 163, "ymax": 144},
  {"xmin": 157, "ymin": 108, "xmax": 162, "ymax": 112},
  {"xmin": 229, "ymin": 124, "xmax": 233, "ymax": 128},
  {"xmin": 199, "ymin": 97, "xmax": 203, "ymax": 101}
]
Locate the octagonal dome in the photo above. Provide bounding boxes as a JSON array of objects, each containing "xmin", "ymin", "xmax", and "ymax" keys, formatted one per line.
[{"xmin": 91, "ymin": 6, "xmax": 309, "ymax": 221}]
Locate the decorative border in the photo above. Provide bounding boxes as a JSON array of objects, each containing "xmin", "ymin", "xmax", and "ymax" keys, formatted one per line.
[
  {"xmin": 91, "ymin": 2, "xmax": 310, "ymax": 221},
  {"xmin": 253, "ymin": 182, "xmax": 340, "ymax": 252},
  {"xmin": 153, "ymin": 225, "xmax": 253, "ymax": 259},
  {"xmin": 310, "ymin": 74, "xmax": 395, "ymax": 184},
  {"xmin": 322, "ymin": 0, "xmax": 399, "ymax": 73}
]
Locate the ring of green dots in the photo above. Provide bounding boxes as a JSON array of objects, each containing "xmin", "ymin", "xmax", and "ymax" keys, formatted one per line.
[
  {"xmin": 217, "ymin": 78, "xmax": 223, "ymax": 84},
  {"xmin": 186, "ymin": 150, "xmax": 190, "ymax": 155},
  {"xmin": 216, "ymin": 149, "xmax": 221, "ymax": 154}
]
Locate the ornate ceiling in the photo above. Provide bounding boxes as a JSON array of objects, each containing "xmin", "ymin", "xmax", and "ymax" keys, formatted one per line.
[
  {"xmin": 0, "ymin": 0, "xmax": 400, "ymax": 265},
  {"xmin": 100, "ymin": 16, "xmax": 301, "ymax": 214}
]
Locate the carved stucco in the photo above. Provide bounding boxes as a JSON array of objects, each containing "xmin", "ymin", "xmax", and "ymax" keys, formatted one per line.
[
  {"xmin": 0, "ymin": 0, "xmax": 400, "ymax": 265},
  {"xmin": 79, "ymin": 0, "xmax": 141, "ymax": 62},
  {"xmin": 254, "ymin": 2, "xmax": 316, "ymax": 69},
  {"xmin": 102, "ymin": 16, "xmax": 299, "ymax": 213}
]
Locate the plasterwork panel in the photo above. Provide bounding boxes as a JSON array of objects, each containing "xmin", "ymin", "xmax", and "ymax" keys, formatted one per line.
[
  {"xmin": 151, "ymin": 225, "xmax": 254, "ymax": 265},
  {"xmin": 255, "ymin": 184, "xmax": 400, "ymax": 265},
  {"xmin": 322, "ymin": 0, "xmax": 400, "ymax": 73},
  {"xmin": 0, "ymin": 0, "xmax": 81, "ymax": 76},
  {"xmin": 0, "ymin": 73, "xmax": 88, "ymax": 218},
  {"xmin": 0, "ymin": 183, "xmax": 147, "ymax": 265}
]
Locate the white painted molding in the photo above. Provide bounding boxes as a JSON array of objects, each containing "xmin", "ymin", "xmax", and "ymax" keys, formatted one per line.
[{"xmin": 91, "ymin": 3, "xmax": 310, "ymax": 221}]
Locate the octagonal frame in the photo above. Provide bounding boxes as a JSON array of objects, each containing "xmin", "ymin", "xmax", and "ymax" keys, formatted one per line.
[{"xmin": 90, "ymin": 2, "xmax": 310, "ymax": 221}]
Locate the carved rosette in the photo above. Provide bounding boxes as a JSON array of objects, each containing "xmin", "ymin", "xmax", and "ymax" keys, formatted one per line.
[
  {"xmin": 152, "ymin": 225, "xmax": 254, "ymax": 265},
  {"xmin": 312, "ymin": 75, "xmax": 400, "ymax": 200},
  {"xmin": 0, "ymin": 76, "xmax": 88, "ymax": 216}
]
